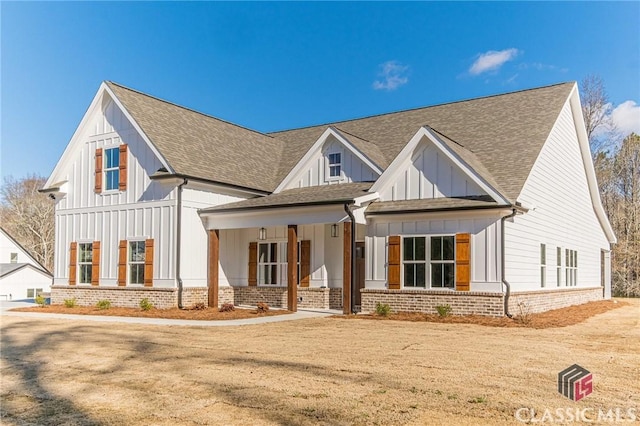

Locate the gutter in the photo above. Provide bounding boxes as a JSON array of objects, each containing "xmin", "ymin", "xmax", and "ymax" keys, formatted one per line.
[
  {"xmin": 176, "ymin": 178, "xmax": 188, "ymax": 309},
  {"xmin": 343, "ymin": 203, "xmax": 357, "ymax": 314},
  {"xmin": 501, "ymin": 208, "xmax": 518, "ymax": 318}
]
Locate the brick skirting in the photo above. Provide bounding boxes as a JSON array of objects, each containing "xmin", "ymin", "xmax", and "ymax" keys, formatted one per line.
[
  {"xmin": 508, "ymin": 287, "xmax": 604, "ymax": 315},
  {"xmin": 51, "ymin": 285, "xmax": 177, "ymax": 309},
  {"xmin": 232, "ymin": 286, "xmax": 342, "ymax": 310}
]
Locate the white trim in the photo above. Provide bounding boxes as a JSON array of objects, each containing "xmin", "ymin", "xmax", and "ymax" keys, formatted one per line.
[
  {"xmin": 369, "ymin": 127, "xmax": 510, "ymax": 205},
  {"xmin": 274, "ymin": 127, "xmax": 383, "ymax": 193},
  {"xmin": 399, "ymin": 234, "xmax": 456, "ymax": 290}
]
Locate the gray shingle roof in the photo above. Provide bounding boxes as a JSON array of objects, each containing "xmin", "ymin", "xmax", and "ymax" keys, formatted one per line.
[
  {"xmin": 201, "ymin": 182, "xmax": 373, "ymax": 213},
  {"xmin": 107, "ymin": 81, "xmax": 574, "ymax": 200},
  {"xmin": 366, "ymin": 196, "xmax": 507, "ymax": 215},
  {"xmin": 0, "ymin": 263, "xmax": 30, "ymax": 277}
]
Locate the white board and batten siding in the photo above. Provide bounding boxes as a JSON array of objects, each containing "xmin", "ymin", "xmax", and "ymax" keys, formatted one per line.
[
  {"xmin": 365, "ymin": 213, "xmax": 503, "ymax": 292},
  {"xmin": 53, "ymin": 99, "xmax": 178, "ymax": 287},
  {"xmin": 505, "ymin": 100, "xmax": 610, "ymax": 292},
  {"xmin": 218, "ymin": 224, "xmax": 344, "ymax": 289},
  {"xmin": 284, "ymin": 136, "xmax": 379, "ymax": 189},
  {"xmin": 379, "ymin": 140, "xmax": 486, "ymax": 202}
]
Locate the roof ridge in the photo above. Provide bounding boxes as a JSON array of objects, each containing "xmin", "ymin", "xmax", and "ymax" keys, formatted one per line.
[
  {"xmin": 106, "ymin": 81, "xmax": 275, "ymax": 140},
  {"xmin": 268, "ymin": 81, "xmax": 575, "ymax": 134}
]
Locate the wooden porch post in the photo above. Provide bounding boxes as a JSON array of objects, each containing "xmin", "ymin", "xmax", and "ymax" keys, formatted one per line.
[
  {"xmin": 208, "ymin": 229, "xmax": 219, "ymax": 308},
  {"xmin": 287, "ymin": 225, "xmax": 298, "ymax": 312},
  {"xmin": 343, "ymin": 221, "xmax": 352, "ymax": 314}
]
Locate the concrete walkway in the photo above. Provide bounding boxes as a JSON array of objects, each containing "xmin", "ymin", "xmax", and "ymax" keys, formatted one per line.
[{"xmin": 0, "ymin": 301, "xmax": 339, "ymax": 327}]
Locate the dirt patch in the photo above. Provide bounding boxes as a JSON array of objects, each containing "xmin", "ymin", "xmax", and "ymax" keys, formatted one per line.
[
  {"xmin": 10, "ymin": 304, "xmax": 291, "ymax": 320},
  {"xmin": 338, "ymin": 300, "xmax": 627, "ymax": 328}
]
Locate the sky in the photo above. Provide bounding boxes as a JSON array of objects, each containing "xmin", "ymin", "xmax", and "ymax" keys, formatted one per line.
[{"xmin": 2, "ymin": 1, "xmax": 639, "ymax": 181}]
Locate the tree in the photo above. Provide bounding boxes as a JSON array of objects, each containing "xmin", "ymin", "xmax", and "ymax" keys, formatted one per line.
[
  {"xmin": 0, "ymin": 175, "xmax": 55, "ymax": 271},
  {"xmin": 580, "ymin": 74, "xmax": 617, "ymax": 155}
]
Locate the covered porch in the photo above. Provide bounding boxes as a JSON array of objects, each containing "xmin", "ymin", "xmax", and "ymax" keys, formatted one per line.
[{"xmin": 199, "ymin": 183, "xmax": 377, "ymax": 313}]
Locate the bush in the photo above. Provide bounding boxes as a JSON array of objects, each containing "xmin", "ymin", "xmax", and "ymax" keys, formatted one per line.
[
  {"xmin": 35, "ymin": 295, "xmax": 46, "ymax": 307},
  {"xmin": 219, "ymin": 303, "xmax": 235, "ymax": 312},
  {"xmin": 64, "ymin": 298, "xmax": 77, "ymax": 308},
  {"xmin": 436, "ymin": 304, "xmax": 452, "ymax": 317},
  {"xmin": 375, "ymin": 302, "xmax": 391, "ymax": 316},
  {"xmin": 139, "ymin": 298, "xmax": 153, "ymax": 311},
  {"xmin": 191, "ymin": 302, "xmax": 207, "ymax": 311},
  {"xmin": 515, "ymin": 301, "xmax": 532, "ymax": 325},
  {"xmin": 257, "ymin": 302, "xmax": 269, "ymax": 312},
  {"xmin": 96, "ymin": 300, "xmax": 111, "ymax": 310}
]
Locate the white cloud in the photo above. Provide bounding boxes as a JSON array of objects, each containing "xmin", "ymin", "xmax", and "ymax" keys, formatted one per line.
[
  {"xmin": 373, "ymin": 60, "xmax": 409, "ymax": 91},
  {"xmin": 611, "ymin": 100, "xmax": 640, "ymax": 136},
  {"xmin": 469, "ymin": 48, "xmax": 520, "ymax": 75}
]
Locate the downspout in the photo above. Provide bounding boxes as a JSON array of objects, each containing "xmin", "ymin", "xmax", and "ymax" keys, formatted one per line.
[
  {"xmin": 344, "ymin": 203, "xmax": 357, "ymax": 314},
  {"xmin": 176, "ymin": 178, "xmax": 188, "ymax": 309},
  {"xmin": 501, "ymin": 208, "xmax": 517, "ymax": 318}
]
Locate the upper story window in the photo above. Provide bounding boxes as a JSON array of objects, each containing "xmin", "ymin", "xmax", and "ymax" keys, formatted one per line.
[
  {"xmin": 402, "ymin": 236, "xmax": 455, "ymax": 289},
  {"xmin": 104, "ymin": 147, "xmax": 120, "ymax": 191},
  {"xmin": 10, "ymin": 253, "xmax": 18, "ymax": 263},
  {"xmin": 328, "ymin": 152, "xmax": 342, "ymax": 178},
  {"xmin": 78, "ymin": 243, "xmax": 93, "ymax": 284}
]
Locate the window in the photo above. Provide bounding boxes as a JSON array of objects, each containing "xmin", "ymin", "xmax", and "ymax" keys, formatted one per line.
[
  {"xmin": 540, "ymin": 244, "xmax": 546, "ymax": 287},
  {"xmin": 402, "ymin": 236, "xmax": 454, "ymax": 289},
  {"xmin": 566, "ymin": 249, "xmax": 577, "ymax": 286},
  {"xmin": 328, "ymin": 152, "xmax": 341, "ymax": 178},
  {"xmin": 104, "ymin": 147, "xmax": 120, "ymax": 191},
  {"xmin": 557, "ymin": 247, "xmax": 562, "ymax": 287},
  {"xmin": 258, "ymin": 242, "xmax": 278, "ymax": 285},
  {"xmin": 10, "ymin": 252, "xmax": 18, "ymax": 263},
  {"xmin": 78, "ymin": 243, "xmax": 93, "ymax": 284},
  {"xmin": 27, "ymin": 288, "xmax": 43, "ymax": 299},
  {"xmin": 129, "ymin": 241, "xmax": 146, "ymax": 284}
]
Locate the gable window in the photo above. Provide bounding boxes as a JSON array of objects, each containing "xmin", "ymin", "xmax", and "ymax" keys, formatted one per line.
[
  {"xmin": 78, "ymin": 243, "xmax": 93, "ymax": 284},
  {"xmin": 10, "ymin": 253, "xmax": 17, "ymax": 263},
  {"xmin": 258, "ymin": 242, "xmax": 278, "ymax": 285},
  {"xmin": 566, "ymin": 249, "xmax": 577, "ymax": 286},
  {"xmin": 540, "ymin": 244, "xmax": 546, "ymax": 287},
  {"xmin": 328, "ymin": 152, "xmax": 341, "ymax": 178},
  {"xmin": 557, "ymin": 247, "xmax": 563, "ymax": 287},
  {"xmin": 104, "ymin": 147, "xmax": 120, "ymax": 191},
  {"xmin": 129, "ymin": 241, "xmax": 146, "ymax": 284},
  {"xmin": 402, "ymin": 236, "xmax": 454, "ymax": 289}
]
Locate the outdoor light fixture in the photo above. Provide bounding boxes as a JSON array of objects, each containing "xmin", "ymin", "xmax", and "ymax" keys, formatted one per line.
[
  {"xmin": 259, "ymin": 227, "xmax": 267, "ymax": 240},
  {"xmin": 331, "ymin": 224, "xmax": 339, "ymax": 238}
]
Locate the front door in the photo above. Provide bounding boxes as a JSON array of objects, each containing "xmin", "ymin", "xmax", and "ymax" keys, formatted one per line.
[{"xmin": 354, "ymin": 242, "xmax": 365, "ymax": 308}]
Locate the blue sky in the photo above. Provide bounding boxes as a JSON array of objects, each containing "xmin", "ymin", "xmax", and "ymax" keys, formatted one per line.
[{"xmin": 2, "ymin": 2, "xmax": 639, "ymax": 180}]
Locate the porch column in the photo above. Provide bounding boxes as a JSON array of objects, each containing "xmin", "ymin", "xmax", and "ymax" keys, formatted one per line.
[
  {"xmin": 287, "ymin": 225, "xmax": 298, "ymax": 312},
  {"xmin": 343, "ymin": 221, "xmax": 352, "ymax": 314},
  {"xmin": 208, "ymin": 229, "xmax": 219, "ymax": 308}
]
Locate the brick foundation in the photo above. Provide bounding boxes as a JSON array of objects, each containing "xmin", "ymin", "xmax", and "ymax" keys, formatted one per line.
[
  {"xmin": 361, "ymin": 289, "xmax": 505, "ymax": 317},
  {"xmin": 508, "ymin": 287, "xmax": 604, "ymax": 315},
  {"xmin": 51, "ymin": 285, "xmax": 177, "ymax": 309},
  {"xmin": 181, "ymin": 287, "xmax": 208, "ymax": 308}
]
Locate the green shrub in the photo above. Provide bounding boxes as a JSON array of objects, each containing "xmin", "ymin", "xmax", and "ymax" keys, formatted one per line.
[
  {"xmin": 35, "ymin": 295, "xmax": 46, "ymax": 307},
  {"xmin": 64, "ymin": 298, "xmax": 77, "ymax": 308},
  {"xmin": 375, "ymin": 302, "xmax": 391, "ymax": 316},
  {"xmin": 96, "ymin": 300, "xmax": 111, "ymax": 310},
  {"xmin": 139, "ymin": 298, "xmax": 153, "ymax": 311},
  {"xmin": 435, "ymin": 304, "xmax": 452, "ymax": 317}
]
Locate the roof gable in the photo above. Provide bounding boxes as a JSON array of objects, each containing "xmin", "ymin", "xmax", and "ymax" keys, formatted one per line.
[{"xmin": 0, "ymin": 228, "xmax": 50, "ymax": 273}]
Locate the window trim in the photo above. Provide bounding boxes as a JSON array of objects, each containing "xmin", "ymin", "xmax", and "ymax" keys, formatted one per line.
[
  {"xmin": 128, "ymin": 240, "xmax": 146, "ymax": 285},
  {"xmin": 540, "ymin": 243, "xmax": 546, "ymax": 288},
  {"xmin": 326, "ymin": 152, "xmax": 342, "ymax": 180},
  {"xmin": 77, "ymin": 242, "xmax": 93, "ymax": 285},
  {"xmin": 103, "ymin": 146, "xmax": 120, "ymax": 192},
  {"xmin": 401, "ymin": 234, "xmax": 456, "ymax": 290},
  {"xmin": 565, "ymin": 249, "xmax": 578, "ymax": 286}
]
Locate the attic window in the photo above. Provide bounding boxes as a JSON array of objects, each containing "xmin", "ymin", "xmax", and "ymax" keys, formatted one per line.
[
  {"xmin": 328, "ymin": 153, "xmax": 341, "ymax": 178},
  {"xmin": 10, "ymin": 253, "xmax": 18, "ymax": 263},
  {"xmin": 104, "ymin": 147, "xmax": 120, "ymax": 191}
]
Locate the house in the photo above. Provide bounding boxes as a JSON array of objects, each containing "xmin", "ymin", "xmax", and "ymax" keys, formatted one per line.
[
  {"xmin": 0, "ymin": 228, "xmax": 53, "ymax": 300},
  {"xmin": 41, "ymin": 81, "xmax": 615, "ymax": 316}
]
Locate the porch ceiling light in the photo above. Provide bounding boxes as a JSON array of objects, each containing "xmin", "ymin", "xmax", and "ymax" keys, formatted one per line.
[
  {"xmin": 259, "ymin": 227, "xmax": 267, "ymax": 240},
  {"xmin": 331, "ymin": 224, "xmax": 339, "ymax": 238}
]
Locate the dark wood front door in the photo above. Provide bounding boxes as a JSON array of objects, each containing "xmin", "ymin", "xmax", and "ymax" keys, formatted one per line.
[{"xmin": 355, "ymin": 242, "xmax": 365, "ymax": 308}]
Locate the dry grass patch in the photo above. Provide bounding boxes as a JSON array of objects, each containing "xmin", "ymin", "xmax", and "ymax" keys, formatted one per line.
[
  {"xmin": 10, "ymin": 304, "xmax": 291, "ymax": 320},
  {"xmin": 340, "ymin": 299, "xmax": 627, "ymax": 328}
]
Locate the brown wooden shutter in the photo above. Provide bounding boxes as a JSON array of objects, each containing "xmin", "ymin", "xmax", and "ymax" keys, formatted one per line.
[
  {"xmin": 144, "ymin": 239, "xmax": 154, "ymax": 287},
  {"xmin": 248, "ymin": 242, "xmax": 257, "ymax": 286},
  {"xmin": 455, "ymin": 233, "xmax": 471, "ymax": 291},
  {"xmin": 95, "ymin": 148, "xmax": 103, "ymax": 193},
  {"xmin": 119, "ymin": 144, "xmax": 128, "ymax": 191},
  {"xmin": 91, "ymin": 241, "xmax": 100, "ymax": 286},
  {"xmin": 69, "ymin": 242, "xmax": 77, "ymax": 285},
  {"xmin": 300, "ymin": 240, "xmax": 311, "ymax": 287},
  {"xmin": 118, "ymin": 240, "xmax": 127, "ymax": 286},
  {"xmin": 388, "ymin": 236, "xmax": 401, "ymax": 290}
]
